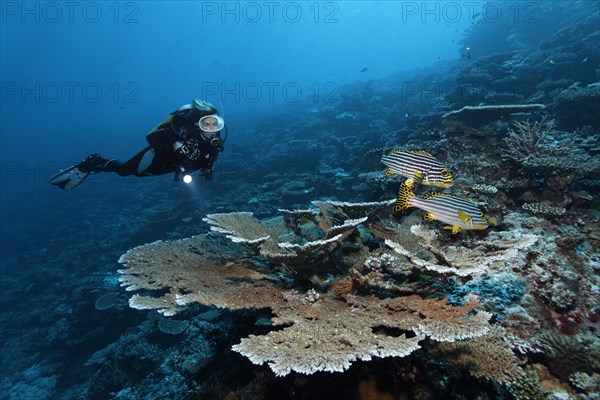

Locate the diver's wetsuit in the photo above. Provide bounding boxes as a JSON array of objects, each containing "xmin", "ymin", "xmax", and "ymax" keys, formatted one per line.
[{"xmin": 84, "ymin": 106, "xmax": 222, "ymax": 180}]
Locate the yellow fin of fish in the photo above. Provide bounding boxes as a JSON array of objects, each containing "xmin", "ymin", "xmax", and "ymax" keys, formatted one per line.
[
  {"xmin": 404, "ymin": 178, "xmax": 416, "ymax": 188},
  {"xmin": 423, "ymin": 212, "xmax": 437, "ymax": 221},
  {"xmin": 423, "ymin": 191, "xmax": 443, "ymax": 200},
  {"xmin": 395, "ymin": 182, "xmax": 415, "ymax": 212},
  {"xmin": 443, "ymin": 225, "xmax": 462, "ymax": 234},
  {"xmin": 457, "ymin": 210, "xmax": 472, "ymax": 223},
  {"xmin": 385, "ymin": 167, "xmax": 394, "ymax": 176},
  {"xmin": 409, "ymin": 150, "xmax": 434, "ymax": 157}
]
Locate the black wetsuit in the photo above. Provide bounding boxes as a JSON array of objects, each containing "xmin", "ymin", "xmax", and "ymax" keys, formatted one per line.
[{"xmin": 93, "ymin": 107, "xmax": 222, "ymax": 180}]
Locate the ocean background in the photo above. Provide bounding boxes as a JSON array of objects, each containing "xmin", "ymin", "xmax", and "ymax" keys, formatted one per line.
[{"xmin": 1, "ymin": 1, "xmax": 599, "ymax": 399}]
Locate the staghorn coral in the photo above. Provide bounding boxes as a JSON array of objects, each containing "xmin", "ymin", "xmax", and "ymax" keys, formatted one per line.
[
  {"xmin": 119, "ymin": 233, "xmax": 491, "ymax": 377},
  {"xmin": 384, "ymin": 225, "xmax": 538, "ymax": 277},
  {"xmin": 502, "ymin": 117, "xmax": 600, "ymax": 172}
]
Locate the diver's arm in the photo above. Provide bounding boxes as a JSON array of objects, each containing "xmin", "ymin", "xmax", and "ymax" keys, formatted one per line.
[{"xmin": 200, "ymin": 151, "xmax": 219, "ymax": 180}]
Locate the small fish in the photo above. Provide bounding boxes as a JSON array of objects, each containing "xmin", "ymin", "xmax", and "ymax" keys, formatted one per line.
[
  {"xmin": 582, "ymin": 57, "xmax": 588, "ymax": 62},
  {"xmin": 549, "ymin": 59, "xmax": 556, "ymax": 64},
  {"xmin": 395, "ymin": 183, "xmax": 488, "ymax": 234},
  {"xmin": 298, "ymin": 216, "xmax": 311, "ymax": 225},
  {"xmin": 349, "ymin": 229, "xmax": 362, "ymax": 244},
  {"xmin": 381, "ymin": 149, "xmax": 453, "ymax": 188},
  {"xmin": 571, "ymin": 190, "xmax": 593, "ymax": 201},
  {"xmin": 360, "ymin": 67, "xmax": 368, "ymax": 73}
]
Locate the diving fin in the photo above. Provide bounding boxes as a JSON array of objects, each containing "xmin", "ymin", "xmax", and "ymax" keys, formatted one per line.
[{"xmin": 48, "ymin": 166, "xmax": 90, "ymax": 190}]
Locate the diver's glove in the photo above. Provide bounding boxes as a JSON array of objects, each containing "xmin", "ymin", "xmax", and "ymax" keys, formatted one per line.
[{"xmin": 202, "ymin": 169, "xmax": 213, "ymax": 181}]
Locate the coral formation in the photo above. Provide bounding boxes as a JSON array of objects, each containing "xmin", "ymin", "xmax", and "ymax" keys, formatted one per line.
[
  {"xmin": 233, "ymin": 293, "xmax": 490, "ymax": 376},
  {"xmin": 502, "ymin": 117, "xmax": 600, "ymax": 172},
  {"xmin": 119, "ymin": 228, "xmax": 492, "ymax": 376},
  {"xmin": 522, "ymin": 202, "xmax": 567, "ymax": 216},
  {"xmin": 384, "ymin": 225, "xmax": 538, "ymax": 277},
  {"xmin": 5, "ymin": 2, "xmax": 600, "ymax": 398},
  {"xmin": 202, "ymin": 200, "xmax": 391, "ymax": 276},
  {"xmin": 442, "ymin": 104, "xmax": 545, "ymax": 128},
  {"xmin": 433, "ymin": 325, "xmax": 523, "ymax": 384}
]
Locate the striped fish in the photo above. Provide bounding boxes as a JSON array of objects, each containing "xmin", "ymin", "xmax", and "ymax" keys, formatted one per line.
[
  {"xmin": 381, "ymin": 149, "xmax": 453, "ymax": 188},
  {"xmin": 395, "ymin": 183, "xmax": 488, "ymax": 233}
]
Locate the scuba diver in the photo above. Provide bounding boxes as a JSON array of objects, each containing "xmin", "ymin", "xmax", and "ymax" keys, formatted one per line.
[{"xmin": 49, "ymin": 99, "xmax": 226, "ymax": 190}]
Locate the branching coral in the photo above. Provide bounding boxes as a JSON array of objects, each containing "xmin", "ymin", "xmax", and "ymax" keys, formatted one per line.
[
  {"xmin": 502, "ymin": 116, "xmax": 600, "ymax": 172},
  {"xmin": 522, "ymin": 202, "xmax": 566, "ymax": 216}
]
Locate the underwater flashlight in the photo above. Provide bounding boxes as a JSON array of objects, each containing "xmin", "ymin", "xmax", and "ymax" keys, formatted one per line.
[{"xmin": 178, "ymin": 165, "xmax": 193, "ymax": 184}]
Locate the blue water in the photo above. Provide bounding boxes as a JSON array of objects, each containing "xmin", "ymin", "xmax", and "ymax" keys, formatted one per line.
[{"xmin": 1, "ymin": 1, "xmax": 599, "ymax": 399}]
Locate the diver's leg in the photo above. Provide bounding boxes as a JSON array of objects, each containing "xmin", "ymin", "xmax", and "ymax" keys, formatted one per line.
[
  {"xmin": 85, "ymin": 146, "xmax": 173, "ymax": 177},
  {"xmin": 49, "ymin": 148, "xmax": 169, "ymax": 189},
  {"xmin": 114, "ymin": 147, "xmax": 168, "ymax": 177},
  {"xmin": 77, "ymin": 154, "xmax": 121, "ymax": 173},
  {"xmin": 48, "ymin": 153, "xmax": 121, "ymax": 190}
]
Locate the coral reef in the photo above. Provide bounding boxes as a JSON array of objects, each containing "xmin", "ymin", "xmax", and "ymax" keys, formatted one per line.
[
  {"xmin": 433, "ymin": 325, "xmax": 523, "ymax": 384},
  {"xmin": 442, "ymin": 104, "xmax": 545, "ymax": 128},
  {"xmin": 384, "ymin": 224, "xmax": 537, "ymax": 277},
  {"xmin": 502, "ymin": 117, "xmax": 600, "ymax": 172},
  {"xmin": 522, "ymin": 202, "xmax": 567, "ymax": 217},
  {"xmin": 202, "ymin": 200, "xmax": 392, "ymax": 277},
  {"xmin": 3, "ymin": 2, "xmax": 600, "ymax": 398},
  {"xmin": 233, "ymin": 293, "xmax": 490, "ymax": 376},
  {"xmin": 118, "ymin": 222, "xmax": 492, "ymax": 376}
]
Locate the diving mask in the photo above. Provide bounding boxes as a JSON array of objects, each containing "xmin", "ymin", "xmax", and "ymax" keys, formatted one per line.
[{"xmin": 199, "ymin": 115, "xmax": 225, "ymax": 133}]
